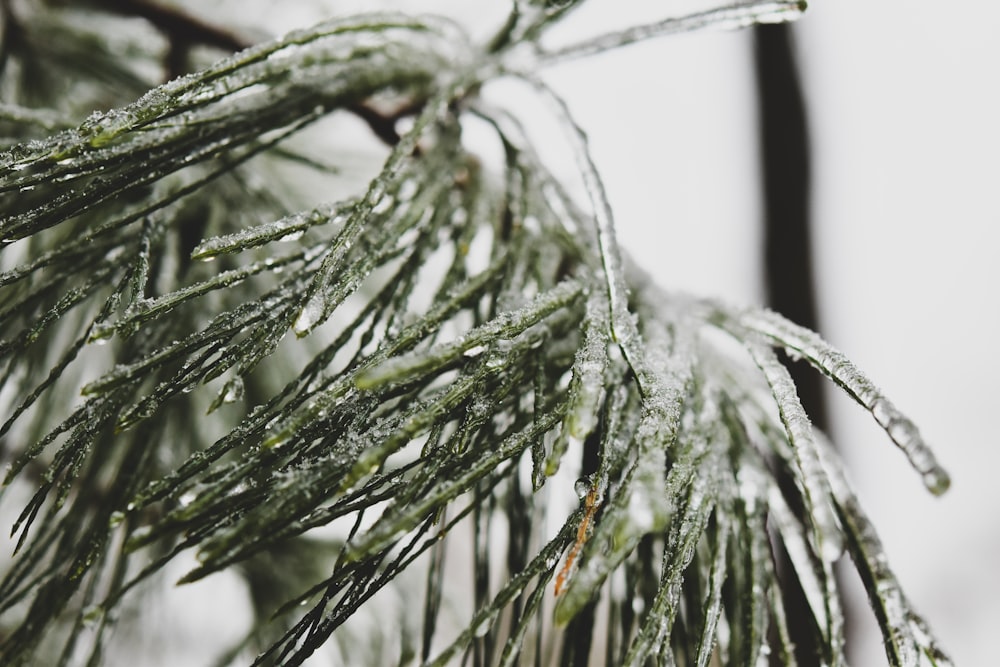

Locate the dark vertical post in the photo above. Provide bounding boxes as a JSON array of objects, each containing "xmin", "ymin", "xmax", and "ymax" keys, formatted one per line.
[
  {"xmin": 754, "ymin": 23, "xmax": 827, "ymax": 429},
  {"xmin": 754, "ymin": 21, "xmax": 839, "ymax": 664}
]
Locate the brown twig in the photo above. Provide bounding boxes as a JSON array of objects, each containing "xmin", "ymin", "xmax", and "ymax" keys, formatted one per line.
[
  {"xmin": 99, "ymin": 0, "xmax": 416, "ymax": 146},
  {"xmin": 101, "ymin": 0, "xmax": 248, "ymax": 53}
]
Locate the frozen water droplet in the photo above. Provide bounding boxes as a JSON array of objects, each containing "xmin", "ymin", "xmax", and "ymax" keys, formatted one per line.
[
  {"xmin": 887, "ymin": 419, "xmax": 918, "ymax": 450},
  {"xmin": 278, "ymin": 230, "xmax": 304, "ymax": 242},
  {"xmin": 294, "ymin": 293, "xmax": 326, "ymax": 336},
  {"xmin": 463, "ymin": 344, "xmax": 485, "ymax": 358},
  {"xmin": 817, "ymin": 521, "xmax": 845, "ymax": 563},
  {"xmin": 222, "ymin": 376, "xmax": 244, "ymax": 404},
  {"xmin": 923, "ymin": 469, "xmax": 951, "ymax": 496},
  {"xmin": 372, "ymin": 195, "xmax": 394, "ymax": 215},
  {"xmin": 472, "ymin": 611, "xmax": 498, "ymax": 638},
  {"xmin": 574, "ymin": 476, "xmax": 591, "ymax": 499},
  {"xmin": 397, "ymin": 178, "xmax": 418, "ymax": 201},
  {"xmin": 871, "ymin": 398, "xmax": 893, "ymax": 429},
  {"xmin": 469, "ymin": 397, "xmax": 492, "ymax": 420},
  {"xmin": 82, "ymin": 605, "xmax": 103, "ymax": 627}
]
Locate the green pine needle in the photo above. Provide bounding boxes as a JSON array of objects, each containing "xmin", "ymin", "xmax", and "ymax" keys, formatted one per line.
[{"xmin": 0, "ymin": 1, "xmax": 950, "ymax": 666}]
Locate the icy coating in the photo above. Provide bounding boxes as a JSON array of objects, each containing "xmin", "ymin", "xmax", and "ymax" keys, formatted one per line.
[
  {"xmin": 747, "ymin": 343, "xmax": 845, "ymax": 563},
  {"xmin": 0, "ymin": 1, "xmax": 956, "ymax": 665},
  {"xmin": 740, "ymin": 307, "xmax": 951, "ymax": 495}
]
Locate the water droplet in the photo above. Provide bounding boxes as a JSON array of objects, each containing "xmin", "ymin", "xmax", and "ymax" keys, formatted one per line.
[
  {"xmin": 222, "ymin": 376, "xmax": 244, "ymax": 404},
  {"xmin": 294, "ymin": 293, "xmax": 326, "ymax": 336},
  {"xmin": 397, "ymin": 179, "xmax": 418, "ymax": 201},
  {"xmin": 109, "ymin": 511, "xmax": 125, "ymax": 528},
  {"xmin": 574, "ymin": 476, "xmax": 591, "ymax": 499},
  {"xmin": 82, "ymin": 605, "xmax": 103, "ymax": 627},
  {"xmin": 472, "ymin": 611, "xmax": 498, "ymax": 638},
  {"xmin": 871, "ymin": 398, "xmax": 893, "ymax": 429},
  {"xmin": 817, "ymin": 523, "xmax": 845, "ymax": 563},
  {"xmin": 372, "ymin": 195, "xmax": 394, "ymax": 215},
  {"xmin": 923, "ymin": 469, "xmax": 951, "ymax": 496},
  {"xmin": 887, "ymin": 419, "xmax": 918, "ymax": 449},
  {"xmin": 469, "ymin": 398, "xmax": 492, "ymax": 419}
]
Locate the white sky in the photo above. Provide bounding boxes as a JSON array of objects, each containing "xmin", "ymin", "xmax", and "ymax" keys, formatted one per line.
[{"xmin": 801, "ymin": 3, "xmax": 1000, "ymax": 663}]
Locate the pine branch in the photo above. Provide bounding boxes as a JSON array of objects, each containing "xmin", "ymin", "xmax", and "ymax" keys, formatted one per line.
[{"xmin": 0, "ymin": 2, "xmax": 952, "ymax": 666}]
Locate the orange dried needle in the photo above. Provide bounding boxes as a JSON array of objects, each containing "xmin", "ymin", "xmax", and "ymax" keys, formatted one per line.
[{"xmin": 555, "ymin": 486, "xmax": 601, "ymax": 596}]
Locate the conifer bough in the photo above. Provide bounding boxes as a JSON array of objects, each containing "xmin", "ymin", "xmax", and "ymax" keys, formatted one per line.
[{"xmin": 0, "ymin": 1, "xmax": 951, "ymax": 665}]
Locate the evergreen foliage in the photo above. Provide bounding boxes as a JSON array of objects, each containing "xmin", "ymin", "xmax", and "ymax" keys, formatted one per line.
[{"xmin": 0, "ymin": 1, "xmax": 951, "ymax": 665}]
